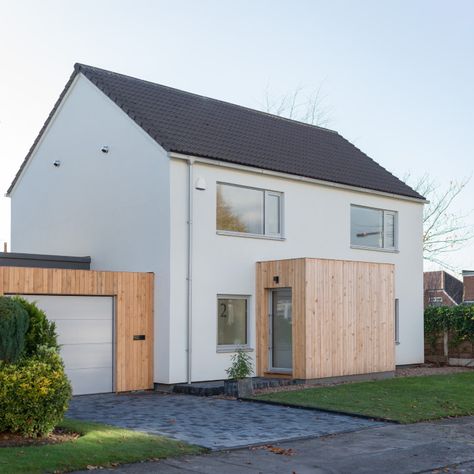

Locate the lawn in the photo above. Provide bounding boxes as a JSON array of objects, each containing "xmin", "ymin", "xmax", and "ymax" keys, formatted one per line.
[
  {"xmin": 0, "ymin": 419, "xmax": 203, "ymax": 474},
  {"xmin": 254, "ymin": 372, "xmax": 474, "ymax": 423}
]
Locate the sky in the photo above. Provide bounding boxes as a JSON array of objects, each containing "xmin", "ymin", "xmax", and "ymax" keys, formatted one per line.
[{"xmin": 0, "ymin": 0, "xmax": 473, "ymax": 274}]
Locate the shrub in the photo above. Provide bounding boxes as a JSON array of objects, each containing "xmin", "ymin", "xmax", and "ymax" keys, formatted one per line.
[
  {"xmin": 425, "ymin": 304, "xmax": 474, "ymax": 351},
  {"xmin": 0, "ymin": 297, "xmax": 29, "ymax": 363},
  {"xmin": 226, "ymin": 350, "xmax": 254, "ymax": 380},
  {"xmin": 0, "ymin": 347, "xmax": 72, "ymax": 437},
  {"xmin": 12, "ymin": 297, "xmax": 59, "ymax": 356}
]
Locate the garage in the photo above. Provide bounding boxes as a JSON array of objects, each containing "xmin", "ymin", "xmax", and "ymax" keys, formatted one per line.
[
  {"xmin": 20, "ymin": 295, "xmax": 114, "ymax": 395},
  {"xmin": 0, "ymin": 253, "xmax": 154, "ymax": 394}
]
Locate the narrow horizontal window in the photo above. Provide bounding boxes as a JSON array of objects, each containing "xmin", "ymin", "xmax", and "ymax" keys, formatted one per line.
[
  {"xmin": 217, "ymin": 295, "xmax": 249, "ymax": 348},
  {"xmin": 217, "ymin": 183, "xmax": 282, "ymax": 237},
  {"xmin": 351, "ymin": 205, "xmax": 398, "ymax": 250}
]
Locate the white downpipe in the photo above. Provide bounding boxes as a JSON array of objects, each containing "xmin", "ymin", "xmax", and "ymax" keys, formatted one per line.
[{"xmin": 186, "ymin": 159, "xmax": 194, "ymax": 384}]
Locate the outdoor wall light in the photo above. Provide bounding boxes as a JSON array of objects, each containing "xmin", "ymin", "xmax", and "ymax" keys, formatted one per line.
[
  {"xmin": 101, "ymin": 145, "xmax": 109, "ymax": 154},
  {"xmin": 53, "ymin": 160, "xmax": 61, "ymax": 167},
  {"xmin": 195, "ymin": 177, "xmax": 207, "ymax": 190}
]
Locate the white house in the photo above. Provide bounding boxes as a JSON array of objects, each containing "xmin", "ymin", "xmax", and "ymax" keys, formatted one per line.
[{"xmin": 7, "ymin": 64, "xmax": 425, "ymax": 390}]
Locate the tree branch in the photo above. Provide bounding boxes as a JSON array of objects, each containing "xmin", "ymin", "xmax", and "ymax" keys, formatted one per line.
[{"xmin": 407, "ymin": 174, "xmax": 473, "ymax": 271}]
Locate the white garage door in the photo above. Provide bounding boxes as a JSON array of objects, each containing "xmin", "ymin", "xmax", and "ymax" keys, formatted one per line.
[{"xmin": 20, "ymin": 295, "xmax": 114, "ymax": 395}]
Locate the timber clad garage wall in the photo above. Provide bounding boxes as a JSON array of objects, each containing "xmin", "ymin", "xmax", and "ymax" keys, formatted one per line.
[
  {"xmin": 0, "ymin": 266, "xmax": 154, "ymax": 394},
  {"xmin": 20, "ymin": 296, "xmax": 113, "ymax": 395},
  {"xmin": 256, "ymin": 258, "xmax": 395, "ymax": 379}
]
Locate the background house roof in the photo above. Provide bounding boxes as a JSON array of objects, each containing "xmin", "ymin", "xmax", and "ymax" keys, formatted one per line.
[
  {"xmin": 8, "ymin": 63, "xmax": 424, "ymax": 200},
  {"xmin": 424, "ymin": 270, "xmax": 464, "ymax": 304},
  {"xmin": 444, "ymin": 271, "xmax": 464, "ymax": 304}
]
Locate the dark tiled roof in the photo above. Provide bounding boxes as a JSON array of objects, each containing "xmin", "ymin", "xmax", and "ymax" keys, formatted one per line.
[
  {"xmin": 445, "ymin": 271, "xmax": 464, "ymax": 304},
  {"xmin": 8, "ymin": 64, "xmax": 424, "ymax": 200}
]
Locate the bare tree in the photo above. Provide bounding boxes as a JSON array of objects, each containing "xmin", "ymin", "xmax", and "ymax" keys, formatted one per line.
[
  {"xmin": 262, "ymin": 84, "xmax": 331, "ymax": 127},
  {"xmin": 408, "ymin": 174, "xmax": 473, "ymax": 271}
]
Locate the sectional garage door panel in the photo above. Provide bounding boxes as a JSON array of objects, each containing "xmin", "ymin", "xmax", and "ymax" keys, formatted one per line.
[
  {"xmin": 20, "ymin": 295, "xmax": 114, "ymax": 395},
  {"xmin": 67, "ymin": 368, "xmax": 113, "ymax": 396},
  {"xmin": 60, "ymin": 343, "xmax": 113, "ymax": 370},
  {"xmin": 53, "ymin": 319, "xmax": 112, "ymax": 345},
  {"xmin": 24, "ymin": 295, "xmax": 113, "ymax": 320}
]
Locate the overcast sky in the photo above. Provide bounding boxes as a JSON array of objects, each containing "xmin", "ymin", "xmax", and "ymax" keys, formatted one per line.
[{"xmin": 0, "ymin": 0, "xmax": 473, "ymax": 273}]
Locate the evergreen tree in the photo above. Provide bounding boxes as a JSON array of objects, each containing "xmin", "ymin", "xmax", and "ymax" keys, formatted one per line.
[{"xmin": 0, "ymin": 297, "xmax": 29, "ymax": 363}]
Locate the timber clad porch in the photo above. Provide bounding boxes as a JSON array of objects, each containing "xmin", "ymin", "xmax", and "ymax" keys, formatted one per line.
[{"xmin": 256, "ymin": 258, "xmax": 395, "ymax": 380}]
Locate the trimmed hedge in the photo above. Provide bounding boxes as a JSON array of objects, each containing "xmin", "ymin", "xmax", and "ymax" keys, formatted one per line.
[
  {"xmin": 0, "ymin": 347, "xmax": 72, "ymax": 437},
  {"xmin": 0, "ymin": 297, "xmax": 29, "ymax": 363},
  {"xmin": 425, "ymin": 304, "xmax": 474, "ymax": 350},
  {"xmin": 12, "ymin": 296, "xmax": 59, "ymax": 357}
]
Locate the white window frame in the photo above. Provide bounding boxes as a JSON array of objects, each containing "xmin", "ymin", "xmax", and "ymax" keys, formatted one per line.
[
  {"xmin": 264, "ymin": 191, "xmax": 283, "ymax": 237},
  {"xmin": 350, "ymin": 204, "xmax": 398, "ymax": 252},
  {"xmin": 216, "ymin": 294, "xmax": 252, "ymax": 353},
  {"xmin": 216, "ymin": 182, "xmax": 284, "ymax": 240}
]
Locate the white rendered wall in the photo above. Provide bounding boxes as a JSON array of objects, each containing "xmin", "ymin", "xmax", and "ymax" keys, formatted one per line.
[
  {"xmin": 9, "ymin": 73, "xmax": 424, "ymax": 385},
  {"xmin": 169, "ymin": 159, "xmax": 424, "ymax": 383},
  {"xmin": 9, "ymin": 74, "xmax": 172, "ymax": 383}
]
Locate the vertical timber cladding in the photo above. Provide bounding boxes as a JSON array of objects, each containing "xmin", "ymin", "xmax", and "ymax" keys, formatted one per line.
[
  {"xmin": 0, "ymin": 266, "xmax": 154, "ymax": 392},
  {"xmin": 256, "ymin": 258, "xmax": 395, "ymax": 379},
  {"xmin": 256, "ymin": 258, "xmax": 307, "ymax": 378}
]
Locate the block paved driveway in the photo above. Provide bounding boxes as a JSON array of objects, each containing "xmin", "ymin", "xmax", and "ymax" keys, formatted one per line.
[
  {"xmin": 67, "ymin": 392, "xmax": 382, "ymax": 450},
  {"xmin": 72, "ymin": 416, "xmax": 474, "ymax": 474}
]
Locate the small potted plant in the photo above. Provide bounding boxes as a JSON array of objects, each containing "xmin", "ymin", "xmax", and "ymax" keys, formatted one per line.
[{"xmin": 224, "ymin": 349, "xmax": 254, "ymax": 398}]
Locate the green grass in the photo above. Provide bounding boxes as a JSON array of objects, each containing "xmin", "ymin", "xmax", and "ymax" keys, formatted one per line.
[
  {"xmin": 0, "ymin": 419, "xmax": 203, "ymax": 474},
  {"xmin": 254, "ymin": 372, "xmax": 474, "ymax": 423}
]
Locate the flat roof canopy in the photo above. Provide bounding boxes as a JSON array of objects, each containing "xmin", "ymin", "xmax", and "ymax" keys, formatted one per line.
[{"xmin": 0, "ymin": 252, "xmax": 91, "ymax": 270}]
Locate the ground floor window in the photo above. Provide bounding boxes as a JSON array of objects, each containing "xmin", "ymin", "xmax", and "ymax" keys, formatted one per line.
[{"xmin": 217, "ymin": 295, "xmax": 249, "ymax": 350}]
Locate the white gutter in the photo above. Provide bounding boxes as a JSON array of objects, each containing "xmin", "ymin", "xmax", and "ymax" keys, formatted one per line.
[
  {"xmin": 169, "ymin": 152, "xmax": 427, "ymax": 204},
  {"xmin": 186, "ymin": 158, "xmax": 194, "ymax": 384}
]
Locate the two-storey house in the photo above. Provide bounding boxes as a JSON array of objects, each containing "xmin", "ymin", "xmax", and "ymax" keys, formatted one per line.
[{"xmin": 6, "ymin": 64, "xmax": 425, "ymax": 389}]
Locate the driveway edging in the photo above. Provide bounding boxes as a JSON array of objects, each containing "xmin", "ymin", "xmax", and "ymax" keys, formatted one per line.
[{"xmin": 241, "ymin": 396, "xmax": 401, "ymax": 424}]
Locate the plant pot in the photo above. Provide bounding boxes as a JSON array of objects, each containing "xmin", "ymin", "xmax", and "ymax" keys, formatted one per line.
[{"xmin": 224, "ymin": 378, "xmax": 254, "ymax": 398}]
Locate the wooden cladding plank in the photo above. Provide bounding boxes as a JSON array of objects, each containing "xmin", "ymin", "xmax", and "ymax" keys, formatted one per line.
[
  {"xmin": 256, "ymin": 258, "xmax": 395, "ymax": 381},
  {"xmin": 304, "ymin": 258, "xmax": 395, "ymax": 378},
  {"xmin": 292, "ymin": 259, "xmax": 306, "ymax": 378},
  {"xmin": 0, "ymin": 266, "xmax": 154, "ymax": 392}
]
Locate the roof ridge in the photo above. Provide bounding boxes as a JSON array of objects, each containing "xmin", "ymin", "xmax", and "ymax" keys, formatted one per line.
[{"xmin": 74, "ymin": 63, "xmax": 339, "ymax": 135}]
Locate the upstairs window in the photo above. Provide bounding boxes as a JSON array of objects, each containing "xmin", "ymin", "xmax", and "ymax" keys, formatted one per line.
[
  {"xmin": 216, "ymin": 183, "xmax": 282, "ymax": 237},
  {"xmin": 351, "ymin": 205, "xmax": 397, "ymax": 250}
]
